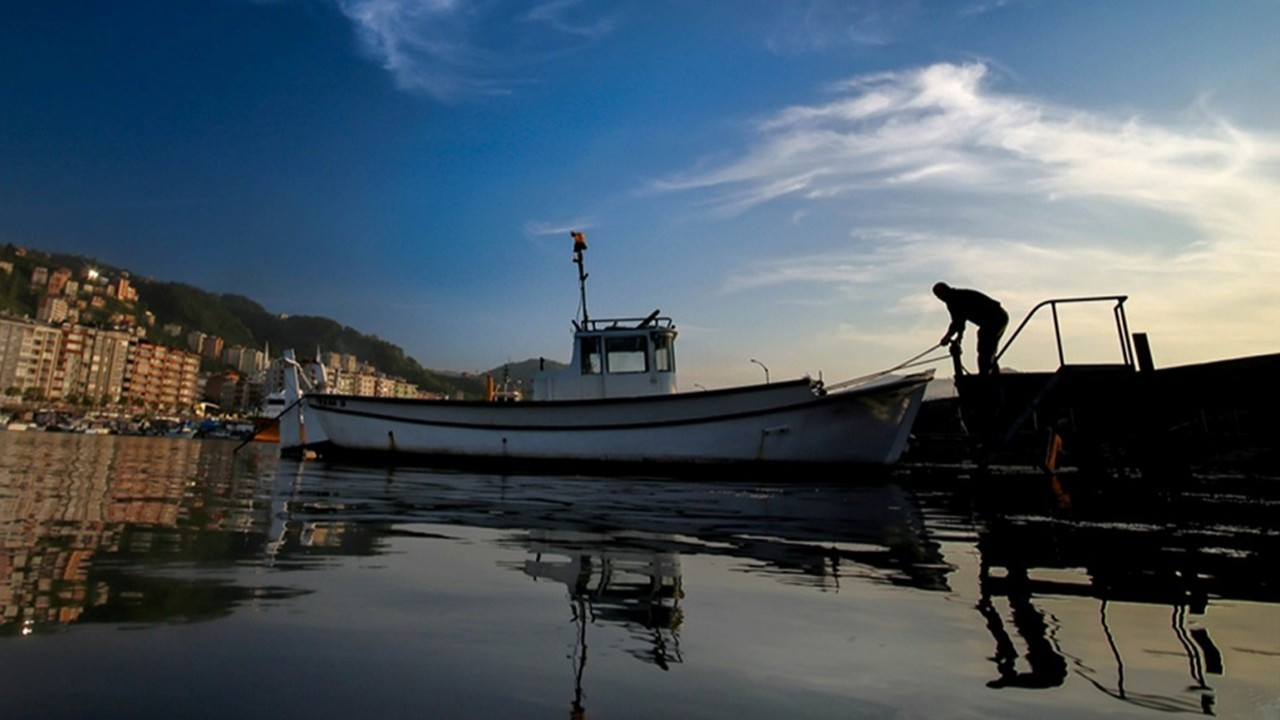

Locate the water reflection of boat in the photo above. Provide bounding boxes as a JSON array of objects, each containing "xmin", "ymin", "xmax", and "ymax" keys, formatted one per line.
[
  {"xmin": 300, "ymin": 467, "xmax": 948, "ymax": 593},
  {"xmin": 921, "ymin": 472, "xmax": 1280, "ymax": 714},
  {"xmin": 7, "ymin": 432, "xmax": 1275, "ymax": 716},
  {"xmin": 976, "ymin": 560, "xmax": 1222, "ymax": 713},
  {"xmin": 523, "ymin": 532, "xmax": 684, "ymax": 666},
  {"xmin": 280, "ymin": 234, "xmax": 931, "ymax": 470},
  {"xmin": 520, "ymin": 533, "xmax": 684, "ymax": 719}
]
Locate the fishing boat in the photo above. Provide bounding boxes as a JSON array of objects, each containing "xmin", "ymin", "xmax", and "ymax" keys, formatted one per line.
[{"xmin": 279, "ymin": 233, "xmax": 931, "ymax": 470}]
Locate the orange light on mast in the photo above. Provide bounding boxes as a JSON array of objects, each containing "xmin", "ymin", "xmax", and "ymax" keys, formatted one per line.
[{"xmin": 570, "ymin": 231, "xmax": 590, "ymax": 323}]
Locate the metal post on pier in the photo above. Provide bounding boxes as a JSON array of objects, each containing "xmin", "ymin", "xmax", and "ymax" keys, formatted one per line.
[{"xmin": 1133, "ymin": 332, "xmax": 1155, "ymax": 372}]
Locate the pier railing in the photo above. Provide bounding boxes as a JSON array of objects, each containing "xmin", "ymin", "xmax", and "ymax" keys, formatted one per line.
[{"xmin": 994, "ymin": 295, "xmax": 1135, "ymax": 369}]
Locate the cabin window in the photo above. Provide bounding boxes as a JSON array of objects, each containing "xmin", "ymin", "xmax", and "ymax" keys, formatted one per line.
[
  {"xmin": 580, "ymin": 336, "xmax": 602, "ymax": 375},
  {"xmin": 653, "ymin": 333, "xmax": 674, "ymax": 372},
  {"xmin": 605, "ymin": 336, "xmax": 648, "ymax": 374}
]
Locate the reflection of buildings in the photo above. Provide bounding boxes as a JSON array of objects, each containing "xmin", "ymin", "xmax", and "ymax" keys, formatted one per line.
[
  {"xmin": 0, "ymin": 437, "xmax": 366, "ymax": 634},
  {"xmin": 0, "ymin": 435, "xmax": 207, "ymax": 631}
]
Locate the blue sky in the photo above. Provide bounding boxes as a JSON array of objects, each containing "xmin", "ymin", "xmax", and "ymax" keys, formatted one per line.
[{"xmin": 3, "ymin": 0, "xmax": 1277, "ymax": 388}]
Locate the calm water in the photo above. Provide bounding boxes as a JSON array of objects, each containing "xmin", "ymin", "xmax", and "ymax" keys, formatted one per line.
[{"xmin": 0, "ymin": 432, "xmax": 1276, "ymax": 719}]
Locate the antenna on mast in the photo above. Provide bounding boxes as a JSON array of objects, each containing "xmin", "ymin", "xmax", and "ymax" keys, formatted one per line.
[{"xmin": 571, "ymin": 231, "xmax": 589, "ymax": 325}]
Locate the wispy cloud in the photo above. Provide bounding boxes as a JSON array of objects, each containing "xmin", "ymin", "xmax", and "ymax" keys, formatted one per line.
[
  {"xmin": 525, "ymin": 0, "xmax": 615, "ymax": 39},
  {"xmin": 664, "ymin": 62, "xmax": 1280, "ymax": 363},
  {"xmin": 957, "ymin": 0, "xmax": 1021, "ymax": 17},
  {"xmin": 658, "ymin": 62, "xmax": 1280, "ymax": 243},
  {"xmin": 333, "ymin": 0, "xmax": 616, "ymax": 100},
  {"xmin": 760, "ymin": 0, "xmax": 923, "ymax": 53},
  {"xmin": 523, "ymin": 218, "xmax": 594, "ymax": 236}
]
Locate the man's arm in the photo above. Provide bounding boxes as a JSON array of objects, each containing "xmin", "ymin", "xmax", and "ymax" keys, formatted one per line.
[{"xmin": 940, "ymin": 312, "xmax": 965, "ymax": 346}]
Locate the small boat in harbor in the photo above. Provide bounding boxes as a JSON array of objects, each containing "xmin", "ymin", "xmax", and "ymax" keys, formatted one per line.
[
  {"xmin": 279, "ymin": 234, "xmax": 931, "ymax": 470},
  {"xmin": 247, "ymin": 391, "xmax": 288, "ymax": 443}
]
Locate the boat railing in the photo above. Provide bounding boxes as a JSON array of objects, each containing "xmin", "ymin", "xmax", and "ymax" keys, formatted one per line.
[
  {"xmin": 994, "ymin": 295, "xmax": 1135, "ymax": 369},
  {"xmin": 576, "ymin": 313, "xmax": 675, "ymax": 332}
]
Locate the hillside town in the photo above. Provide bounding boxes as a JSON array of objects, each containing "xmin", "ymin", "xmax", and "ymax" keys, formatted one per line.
[{"xmin": 0, "ymin": 252, "xmax": 445, "ymax": 433}]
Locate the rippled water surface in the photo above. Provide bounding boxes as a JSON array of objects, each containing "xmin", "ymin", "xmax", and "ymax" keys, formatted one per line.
[{"xmin": 1, "ymin": 432, "xmax": 1277, "ymax": 719}]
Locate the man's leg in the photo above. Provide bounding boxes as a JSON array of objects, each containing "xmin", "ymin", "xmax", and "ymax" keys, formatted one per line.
[
  {"xmin": 977, "ymin": 328, "xmax": 998, "ymax": 375},
  {"xmin": 977, "ymin": 313, "xmax": 1009, "ymax": 375}
]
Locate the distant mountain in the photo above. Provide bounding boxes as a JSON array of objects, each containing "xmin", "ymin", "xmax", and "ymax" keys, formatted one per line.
[
  {"xmin": 486, "ymin": 357, "xmax": 567, "ymax": 395},
  {"xmin": 0, "ymin": 244, "xmax": 497, "ymax": 398},
  {"xmin": 133, "ymin": 280, "xmax": 257, "ymax": 347}
]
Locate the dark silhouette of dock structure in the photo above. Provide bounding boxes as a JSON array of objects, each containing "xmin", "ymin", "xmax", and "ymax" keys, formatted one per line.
[{"xmin": 906, "ymin": 295, "xmax": 1280, "ymax": 474}]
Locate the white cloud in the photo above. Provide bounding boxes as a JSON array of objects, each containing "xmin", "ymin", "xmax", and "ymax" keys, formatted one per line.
[
  {"xmin": 662, "ymin": 62, "xmax": 1280, "ymax": 367},
  {"xmin": 334, "ymin": 0, "xmax": 615, "ymax": 100},
  {"xmin": 660, "ymin": 63, "xmax": 1279, "ymax": 223},
  {"xmin": 522, "ymin": 218, "xmax": 594, "ymax": 236}
]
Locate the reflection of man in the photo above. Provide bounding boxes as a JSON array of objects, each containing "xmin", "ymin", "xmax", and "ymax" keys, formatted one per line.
[
  {"xmin": 977, "ymin": 560, "xmax": 1068, "ymax": 690},
  {"xmin": 933, "ymin": 282, "xmax": 1008, "ymax": 375}
]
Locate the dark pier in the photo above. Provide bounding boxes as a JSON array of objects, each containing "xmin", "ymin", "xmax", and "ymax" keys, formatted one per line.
[{"xmin": 905, "ymin": 295, "xmax": 1280, "ymax": 475}]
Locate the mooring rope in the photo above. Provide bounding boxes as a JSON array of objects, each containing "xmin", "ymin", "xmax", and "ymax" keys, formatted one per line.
[
  {"xmin": 232, "ymin": 396, "xmax": 304, "ymax": 454},
  {"xmin": 823, "ymin": 344, "xmax": 948, "ymax": 392}
]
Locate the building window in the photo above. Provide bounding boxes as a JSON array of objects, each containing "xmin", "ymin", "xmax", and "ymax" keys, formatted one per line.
[{"xmin": 605, "ymin": 336, "xmax": 648, "ymax": 374}]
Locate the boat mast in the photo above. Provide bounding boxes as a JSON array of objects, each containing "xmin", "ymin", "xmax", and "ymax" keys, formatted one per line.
[{"xmin": 572, "ymin": 231, "xmax": 589, "ymax": 325}]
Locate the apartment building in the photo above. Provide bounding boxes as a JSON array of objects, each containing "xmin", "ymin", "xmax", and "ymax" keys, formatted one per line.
[
  {"xmin": 125, "ymin": 342, "xmax": 201, "ymax": 412},
  {"xmin": 0, "ymin": 318, "xmax": 137, "ymax": 404},
  {"xmin": 222, "ymin": 345, "xmax": 267, "ymax": 375},
  {"xmin": 47, "ymin": 268, "xmax": 72, "ymax": 296},
  {"xmin": 0, "ymin": 317, "xmax": 62, "ymax": 398},
  {"xmin": 107, "ymin": 276, "xmax": 137, "ymax": 303},
  {"xmin": 325, "ymin": 366, "xmax": 421, "ymax": 399},
  {"xmin": 36, "ymin": 295, "xmax": 71, "ymax": 324},
  {"xmin": 55, "ymin": 325, "xmax": 132, "ymax": 404}
]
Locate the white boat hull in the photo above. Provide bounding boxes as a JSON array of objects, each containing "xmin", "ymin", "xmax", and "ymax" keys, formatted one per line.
[{"xmin": 294, "ymin": 373, "xmax": 931, "ymax": 467}]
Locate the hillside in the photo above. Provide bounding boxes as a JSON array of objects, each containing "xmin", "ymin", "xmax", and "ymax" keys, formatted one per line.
[
  {"xmin": 1, "ymin": 244, "xmax": 494, "ymax": 398},
  {"xmin": 488, "ymin": 357, "xmax": 568, "ymax": 395}
]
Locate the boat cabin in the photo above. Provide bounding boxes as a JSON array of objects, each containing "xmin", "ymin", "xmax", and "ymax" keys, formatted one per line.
[{"xmin": 532, "ymin": 310, "xmax": 678, "ymax": 400}]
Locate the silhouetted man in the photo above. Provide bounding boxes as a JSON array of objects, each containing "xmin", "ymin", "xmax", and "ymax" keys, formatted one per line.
[{"xmin": 933, "ymin": 282, "xmax": 1008, "ymax": 375}]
